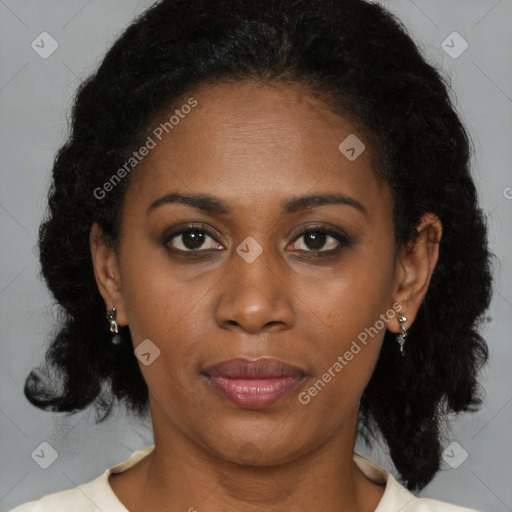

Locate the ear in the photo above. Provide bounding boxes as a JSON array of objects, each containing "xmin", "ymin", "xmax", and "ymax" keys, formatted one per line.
[
  {"xmin": 89, "ymin": 223, "xmax": 128, "ymax": 326},
  {"xmin": 388, "ymin": 213, "xmax": 442, "ymax": 333}
]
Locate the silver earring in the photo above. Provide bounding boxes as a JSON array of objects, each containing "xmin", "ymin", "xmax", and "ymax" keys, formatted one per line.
[
  {"xmin": 106, "ymin": 307, "xmax": 118, "ymax": 333},
  {"xmin": 397, "ymin": 313, "xmax": 407, "ymax": 356},
  {"xmin": 106, "ymin": 307, "xmax": 122, "ymax": 345}
]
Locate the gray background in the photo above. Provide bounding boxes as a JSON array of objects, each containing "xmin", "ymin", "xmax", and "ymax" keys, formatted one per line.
[{"xmin": 0, "ymin": 1, "xmax": 511, "ymax": 510}]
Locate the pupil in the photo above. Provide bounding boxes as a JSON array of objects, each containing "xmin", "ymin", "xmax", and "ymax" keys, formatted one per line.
[
  {"xmin": 305, "ymin": 231, "xmax": 326, "ymax": 250},
  {"xmin": 183, "ymin": 230, "xmax": 205, "ymax": 249}
]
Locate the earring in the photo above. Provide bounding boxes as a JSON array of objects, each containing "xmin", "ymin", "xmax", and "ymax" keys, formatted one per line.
[
  {"xmin": 106, "ymin": 307, "xmax": 118, "ymax": 333},
  {"xmin": 106, "ymin": 307, "xmax": 122, "ymax": 345},
  {"xmin": 397, "ymin": 313, "xmax": 407, "ymax": 356}
]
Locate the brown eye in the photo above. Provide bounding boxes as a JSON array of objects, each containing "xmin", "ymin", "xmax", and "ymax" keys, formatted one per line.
[
  {"xmin": 289, "ymin": 226, "xmax": 351, "ymax": 256},
  {"xmin": 164, "ymin": 225, "xmax": 223, "ymax": 253}
]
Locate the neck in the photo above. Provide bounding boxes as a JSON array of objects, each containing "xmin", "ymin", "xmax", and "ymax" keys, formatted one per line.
[{"xmin": 128, "ymin": 402, "xmax": 385, "ymax": 512}]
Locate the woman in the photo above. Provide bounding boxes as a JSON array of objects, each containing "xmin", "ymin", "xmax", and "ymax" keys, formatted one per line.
[{"xmin": 10, "ymin": 0, "xmax": 492, "ymax": 510}]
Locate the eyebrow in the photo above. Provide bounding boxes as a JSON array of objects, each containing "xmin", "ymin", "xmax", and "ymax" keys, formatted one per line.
[{"xmin": 146, "ymin": 191, "xmax": 367, "ymax": 216}]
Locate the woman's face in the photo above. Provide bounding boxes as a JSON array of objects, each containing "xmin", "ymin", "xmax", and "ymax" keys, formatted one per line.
[{"xmin": 94, "ymin": 80, "xmax": 412, "ymax": 464}]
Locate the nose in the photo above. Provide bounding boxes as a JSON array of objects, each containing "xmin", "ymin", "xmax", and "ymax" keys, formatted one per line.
[{"xmin": 213, "ymin": 243, "xmax": 295, "ymax": 335}]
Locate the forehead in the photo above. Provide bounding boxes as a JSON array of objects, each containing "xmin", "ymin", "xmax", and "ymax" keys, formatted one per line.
[{"xmin": 124, "ymin": 80, "xmax": 390, "ymax": 219}]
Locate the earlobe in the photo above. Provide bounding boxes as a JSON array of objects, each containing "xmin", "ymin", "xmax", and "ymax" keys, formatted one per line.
[
  {"xmin": 89, "ymin": 223, "xmax": 128, "ymax": 326},
  {"xmin": 389, "ymin": 213, "xmax": 442, "ymax": 332}
]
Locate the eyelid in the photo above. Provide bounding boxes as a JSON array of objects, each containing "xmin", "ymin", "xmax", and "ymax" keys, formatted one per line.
[{"xmin": 291, "ymin": 223, "xmax": 349, "ymax": 240}]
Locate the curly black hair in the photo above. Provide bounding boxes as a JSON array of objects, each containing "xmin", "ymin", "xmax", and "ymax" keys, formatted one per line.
[{"xmin": 25, "ymin": 0, "xmax": 492, "ymax": 491}]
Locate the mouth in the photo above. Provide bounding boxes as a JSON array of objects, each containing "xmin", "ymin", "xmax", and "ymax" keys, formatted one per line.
[{"xmin": 202, "ymin": 357, "xmax": 306, "ymax": 409}]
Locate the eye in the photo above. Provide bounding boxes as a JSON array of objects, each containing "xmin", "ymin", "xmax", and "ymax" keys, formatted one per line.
[
  {"xmin": 164, "ymin": 225, "xmax": 223, "ymax": 253},
  {"xmin": 288, "ymin": 225, "xmax": 350, "ymax": 256},
  {"xmin": 163, "ymin": 223, "xmax": 351, "ymax": 258}
]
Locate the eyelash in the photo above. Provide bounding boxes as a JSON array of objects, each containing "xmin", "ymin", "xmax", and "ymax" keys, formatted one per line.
[{"xmin": 163, "ymin": 223, "xmax": 351, "ymax": 259}]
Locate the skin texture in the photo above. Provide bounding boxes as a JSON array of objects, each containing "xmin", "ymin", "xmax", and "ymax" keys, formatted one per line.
[{"xmin": 90, "ymin": 80, "xmax": 442, "ymax": 512}]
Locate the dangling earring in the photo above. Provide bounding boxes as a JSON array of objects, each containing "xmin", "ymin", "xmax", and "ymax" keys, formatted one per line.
[
  {"xmin": 397, "ymin": 313, "xmax": 408, "ymax": 356},
  {"xmin": 106, "ymin": 307, "xmax": 122, "ymax": 345},
  {"xmin": 106, "ymin": 307, "xmax": 118, "ymax": 333}
]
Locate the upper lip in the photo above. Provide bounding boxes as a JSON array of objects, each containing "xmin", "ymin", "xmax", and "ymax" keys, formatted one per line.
[{"xmin": 203, "ymin": 357, "xmax": 305, "ymax": 379}]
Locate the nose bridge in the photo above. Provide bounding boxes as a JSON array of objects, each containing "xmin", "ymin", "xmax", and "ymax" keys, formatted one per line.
[{"xmin": 214, "ymin": 237, "xmax": 294, "ymax": 333}]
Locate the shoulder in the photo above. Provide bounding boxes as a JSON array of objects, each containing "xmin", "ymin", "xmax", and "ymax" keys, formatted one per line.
[
  {"xmin": 7, "ymin": 475, "xmax": 108, "ymax": 512},
  {"xmin": 7, "ymin": 445, "xmax": 155, "ymax": 512},
  {"xmin": 404, "ymin": 496, "xmax": 482, "ymax": 512},
  {"xmin": 382, "ymin": 473, "xmax": 482, "ymax": 511},
  {"xmin": 382, "ymin": 474, "xmax": 483, "ymax": 511},
  {"xmin": 353, "ymin": 453, "xmax": 483, "ymax": 512}
]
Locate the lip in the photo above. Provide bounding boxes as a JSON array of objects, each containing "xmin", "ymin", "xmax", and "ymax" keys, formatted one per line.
[{"xmin": 203, "ymin": 357, "xmax": 306, "ymax": 409}]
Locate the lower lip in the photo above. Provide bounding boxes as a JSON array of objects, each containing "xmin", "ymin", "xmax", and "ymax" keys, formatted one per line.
[{"xmin": 207, "ymin": 376, "xmax": 304, "ymax": 408}]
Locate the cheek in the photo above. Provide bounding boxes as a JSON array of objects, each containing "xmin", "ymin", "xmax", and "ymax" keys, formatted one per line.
[
  {"xmin": 296, "ymin": 301, "xmax": 389, "ymax": 427},
  {"xmin": 297, "ymin": 243, "xmax": 396, "ymax": 403},
  {"xmin": 116, "ymin": 237, "xmax": 180, "ymax": 355},
  {"xmin": 308, "ymin": 240, "xmax": 395, "ymax": 336},
  {"xmin": 117, "ymin": 237, "xmax": 218, "ymax": 376}
]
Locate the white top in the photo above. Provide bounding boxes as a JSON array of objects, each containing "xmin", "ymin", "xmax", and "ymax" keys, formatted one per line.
[{"xmin": 9, "ymin": 444, "xmax": 481, "ymax": 512}]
